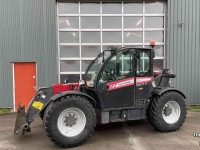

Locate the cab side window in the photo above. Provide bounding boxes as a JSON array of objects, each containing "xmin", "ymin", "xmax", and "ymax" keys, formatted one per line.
[
  {"xmin": 98, "ymin": 49, "xmax": 134, "ymax": 84},
  {"xmin": 136, "ymin": 51, "xmax": 150, "ymax": 76}
]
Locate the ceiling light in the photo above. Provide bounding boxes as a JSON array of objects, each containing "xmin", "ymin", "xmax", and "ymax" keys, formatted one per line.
[
  {"xmin": 66, "ymin": 20, "xmax": 70, "ymax": 25},
  {"xmin": 136, "ymin": 20, "xmax": 142, "ymax": 25},
  {"xmin": 126, "ymin": 33, "xmax": 130, "ymax": 36},
  {"xmin": 73, "ymin": 32, "xmax": 76, "ymax": 36},
  {"xmin": 150, "ymin": 1, "xmax": 158, "ymax": 7}
]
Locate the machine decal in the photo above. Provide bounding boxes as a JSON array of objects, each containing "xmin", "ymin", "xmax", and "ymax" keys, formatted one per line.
[
  {"xmin": 107, "ymin": 77, "xmax": 153, "ymax": 91},
  {"xmin": 32, "ymin": 101, "xmax": 44, "ymax": 110}
]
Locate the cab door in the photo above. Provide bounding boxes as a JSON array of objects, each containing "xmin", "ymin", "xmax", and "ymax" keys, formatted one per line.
[{"xmin": 96, "ymin": 49, "xmax": 135, "ymax": 110}]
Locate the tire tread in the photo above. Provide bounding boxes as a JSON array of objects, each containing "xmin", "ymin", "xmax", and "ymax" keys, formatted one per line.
[{"xmin": 146, "ymin": 91, "xmax": 186, "ymax": 132}]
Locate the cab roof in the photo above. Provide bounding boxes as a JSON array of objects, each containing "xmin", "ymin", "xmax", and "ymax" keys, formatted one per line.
[{"xmin": 105, "ymin": 46, "xmax": 154, "ymax": 52}]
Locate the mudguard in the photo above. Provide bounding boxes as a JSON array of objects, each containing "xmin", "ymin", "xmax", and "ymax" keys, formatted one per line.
[
  {"xmin": 152, "ymin": 87, "xmax": 187, "ymax": 99},
  {"xmin": 50, "ymin": 91, "xmax": 97, "ymax": 107}
]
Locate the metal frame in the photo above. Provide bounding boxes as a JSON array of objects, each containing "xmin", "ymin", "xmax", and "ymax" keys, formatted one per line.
[
  {"xmin": 12, "ymin": 63, "xmax": 16, "ymax": 111},
  {"xmin": 57, "ymin": 1, "xmax": 165, "ymax": 82},
  {"xmin": 163, "ymin": 0, "xmax": 166, "ymax": 68},
  {"xmin": 58, "ymin": 14, "xmax": 165, "ymax": 17},
  {"xmin": 57, "ymin": 3, "xmax": 61, "ymax": 83}
]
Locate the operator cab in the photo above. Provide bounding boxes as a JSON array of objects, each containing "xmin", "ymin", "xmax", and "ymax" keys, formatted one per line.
[
  {"xmin": 81, "ymin": 46, "xmax": 155, "ymax": 110},
  {"xmin": 84, "ymin": 46, "xmax": 154, "ymax": 88}
]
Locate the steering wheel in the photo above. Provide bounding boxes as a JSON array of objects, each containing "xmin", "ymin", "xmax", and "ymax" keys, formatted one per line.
[{"xmin": 102, "ymin": 70, "xmax": 116, "ymax": 81}]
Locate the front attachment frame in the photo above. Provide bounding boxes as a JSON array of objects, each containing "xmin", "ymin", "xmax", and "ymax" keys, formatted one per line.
[{"xmin": 14, "ymin": 87, "xmax": 54, "ymax": 135}]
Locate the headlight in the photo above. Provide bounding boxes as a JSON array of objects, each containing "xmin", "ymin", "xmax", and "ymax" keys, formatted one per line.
[
  {"xmin": 87, "ymin": 82, "xmax": 94, "ymax": 87},
  {"xmin": 36, "ymin": 91, "xmax": 46, "ymax": 98},
  {"xmin": 152, "ymin": 81, "xmax": 156, "ymax": 87},
  {"xmin": 169, "ymin": 81, "xmax": 172, "ymax": 87},
  {"xmin": 85, "ymin": 80, "xmax": 94, "ymax": 87},
  {"xmin": 79, "ymin": 79, "xmax": 85, "ymax": 86}
]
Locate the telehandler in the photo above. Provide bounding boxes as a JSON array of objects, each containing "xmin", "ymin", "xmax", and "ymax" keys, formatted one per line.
[{"xmin": 14, "ymin": 46, "xmax": 186, "ymax": 148}]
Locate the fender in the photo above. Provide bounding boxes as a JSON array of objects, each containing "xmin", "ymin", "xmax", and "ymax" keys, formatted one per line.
[
  {"xmin": 50, "ymin": 91, "xmax": 97, "ymax": 107},
  {"xmin": 151, "ymin": 87, "xmax": 187, "ymax": 99}
]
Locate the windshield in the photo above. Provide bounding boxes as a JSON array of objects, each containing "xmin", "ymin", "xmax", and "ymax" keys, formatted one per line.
[{"xmin": 84, "ymin": 54, "xmax": 104, "ymax": 87}]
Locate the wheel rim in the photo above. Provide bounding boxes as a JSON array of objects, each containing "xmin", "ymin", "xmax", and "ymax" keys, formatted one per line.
[
  {"xmin": 57, "ymin": 108, "xmax": 86, "ymax": 137},
  {"xmin": 162, "ymin": 101, "xmax": 181, "ymax": 124}
]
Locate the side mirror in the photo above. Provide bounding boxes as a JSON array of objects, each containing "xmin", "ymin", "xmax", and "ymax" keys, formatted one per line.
[
  {"xmin": 111, "ymin": 50, "xmax": 117, "ymax": 56},
  {"xmin": 123, "ymin": 50, "xmax": 129, "ymax": 55},
  {"xmin": 103, "ymin": 51, "xmax": 110, "ymax": 62},
  {"xmin": 64, "ymin": 78, "xmax": 69, "ymax": 84},
  {"xmin": 103, "ymin": 50, "xmax": 116, "ymax": 62},
  {"xmin": 110, "ymin": 69, "xmax": 115, "ymax": 76}
]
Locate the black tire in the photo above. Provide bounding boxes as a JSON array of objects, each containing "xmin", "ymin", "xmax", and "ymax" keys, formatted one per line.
[
  {"xmin": 43, "ymin": 95, "xmax": 96, "ymax": 148},
  {"xmin": 146, "ymin": 91, "xmax": 186, "ymax": 132}
]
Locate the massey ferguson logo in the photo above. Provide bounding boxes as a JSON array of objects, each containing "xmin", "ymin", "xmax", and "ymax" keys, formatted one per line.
[
  {"xmin": 116, "ymin": 80, "xmax": 134, "ymax": 87},
  {"xmin": 108, "ymin": 77, "xmax": 152, "ymax": 90},
  {"xmin": 109, "ymin": 80, "xmax": 134, "ymax": 89}
]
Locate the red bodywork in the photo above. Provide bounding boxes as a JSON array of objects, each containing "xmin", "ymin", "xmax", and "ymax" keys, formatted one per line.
[
  {"xmin": 52, "ymin": 83, "xmax": 79, "ymax": 95},
  {"xmin": 154, "ymin": 71, "xmax": 161, "ymax": 77},
  {"xmin": 52, "ymin": 77, "xmax": 154, "ymax": 94}
]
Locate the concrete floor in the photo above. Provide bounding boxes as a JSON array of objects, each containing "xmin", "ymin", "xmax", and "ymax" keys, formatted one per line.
[{"xmin": 0, "ymin": 111, "xmax": 199, "ymax": 150}]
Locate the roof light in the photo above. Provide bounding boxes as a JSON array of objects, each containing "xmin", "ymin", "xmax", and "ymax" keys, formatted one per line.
[{"xmin": 150, "ymin": 41, "xmax": 155, "ymax": 48}]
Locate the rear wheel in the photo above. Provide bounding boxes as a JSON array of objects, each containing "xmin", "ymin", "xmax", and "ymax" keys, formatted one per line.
[
  {"xmin": 43, "ymin": 95, "xmax": 96, "ymax": 148},
  {"xmin": 147, "ymin": 91, "xmax": 186, "ymax": 132}
]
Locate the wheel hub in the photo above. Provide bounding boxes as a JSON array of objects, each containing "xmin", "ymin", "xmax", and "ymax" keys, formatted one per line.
[
  {"xmin": 163, "ymin": 106, "xmax": 172, "ymax": 116},
  {"xmin": 162, "ymin": 100, "xmax": 181, "ymax": 124},
  {"xmin": 57, "ymin": 108, "xmax": 86, "ymax": 137},
  {"xmin": 64, "ymin": 114, "xmax": 77, "ymax": 127}
]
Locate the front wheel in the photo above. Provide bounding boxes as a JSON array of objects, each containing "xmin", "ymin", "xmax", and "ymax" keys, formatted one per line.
[
  {"xmin": 147, "ymin": 91, "xmax": 186, "ymax": 132},
  {"xmin": 43, "ymin": 95, "xmax": 96, "ymax": 148}
]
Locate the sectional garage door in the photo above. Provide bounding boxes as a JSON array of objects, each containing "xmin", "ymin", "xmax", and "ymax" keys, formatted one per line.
[{"xmin": 57, "ymin": 1, "xmax": 165, "ymax": 83}]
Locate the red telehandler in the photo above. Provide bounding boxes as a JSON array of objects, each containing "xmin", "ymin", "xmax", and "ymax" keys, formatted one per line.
[{"xmin": 14, "ymin": 46, "xmax": 186, "ymax": 148}]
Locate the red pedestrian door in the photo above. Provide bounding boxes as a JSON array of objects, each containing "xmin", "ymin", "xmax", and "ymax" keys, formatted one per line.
[{"xmin": 14, "ymin": 62, "xmax": 36, "ymax": 111}]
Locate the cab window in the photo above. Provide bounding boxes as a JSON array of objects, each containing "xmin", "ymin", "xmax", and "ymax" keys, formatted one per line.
[
  {"xmin": 98, "ymin": 49, "xmax": 150, "ymax": 84},
  {"xmin": 98, "ymin": 49, "xmax": 134, "ymax": 84},
  {"xmin": 136, "ymin": 51, "xmax": 150, "ymax": 76}
]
